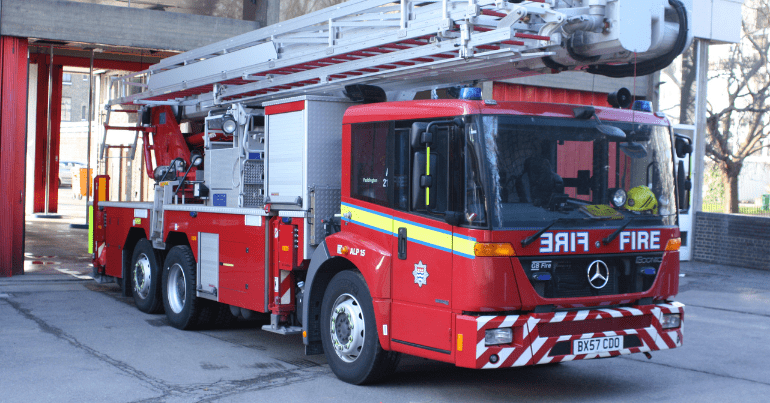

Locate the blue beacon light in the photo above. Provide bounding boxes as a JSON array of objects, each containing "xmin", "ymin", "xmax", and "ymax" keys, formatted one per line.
[{"xmin": 459, "ymin": 87, "xmax": 483, "ymax": 100}]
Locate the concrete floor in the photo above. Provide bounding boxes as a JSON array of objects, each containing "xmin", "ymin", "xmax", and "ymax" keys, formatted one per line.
[
  {"xmin": 2, "ymin": 188, "xmax": 770, "ymax": 402},
  {"xmin": 22, "ymin": 187, "xmax": 93, "ymax": 279}
]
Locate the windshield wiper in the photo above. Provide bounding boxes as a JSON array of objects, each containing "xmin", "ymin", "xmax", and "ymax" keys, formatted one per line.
[
  {"xmin": 521, "ymin": 218, "xmax": 582, "ymax": 247},
  {"xmin": 602, "ymin": 217, "xmax": 638, "ymax": 246}
]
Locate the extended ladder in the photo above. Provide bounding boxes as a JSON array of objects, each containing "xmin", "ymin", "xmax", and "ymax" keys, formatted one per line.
[{"xmin": 108, "ymin": 0, "xmax": 689, "ymax": 109}]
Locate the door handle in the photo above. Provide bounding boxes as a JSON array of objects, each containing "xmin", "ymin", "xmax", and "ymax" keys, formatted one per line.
[{"xmin": 398, "ymin": 227, "xmax": 407, "ymax": 260}]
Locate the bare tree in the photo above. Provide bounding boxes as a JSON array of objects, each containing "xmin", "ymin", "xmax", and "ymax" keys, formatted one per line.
[
  {"xmin": 705, "ymin": 1, "xmax": 770, "ymax": 213},
  {"xmin": 678, "ymin": 46, "xmax": 698, "ymax": 124}
]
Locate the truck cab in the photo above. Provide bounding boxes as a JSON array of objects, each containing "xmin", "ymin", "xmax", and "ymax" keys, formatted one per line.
[{"xmin": 316, "ymin": 98, "xmax": 684, "ymax": 372}]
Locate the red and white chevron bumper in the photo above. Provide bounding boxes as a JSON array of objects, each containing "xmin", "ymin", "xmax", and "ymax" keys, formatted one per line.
[{"xmin": 455, "ymin": 302, "xmax": 684, "ymax": 369}]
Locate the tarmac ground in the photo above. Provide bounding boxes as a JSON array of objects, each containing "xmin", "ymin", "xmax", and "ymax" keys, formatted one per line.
[{"xmin": 2, "ymin": 188, "xmax": 769, "ymax": 402}]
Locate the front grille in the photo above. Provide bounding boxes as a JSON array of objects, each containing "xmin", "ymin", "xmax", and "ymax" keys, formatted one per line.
[
  {"xmin": 537, "ymin": 315, "xmax": 652, "ymax": 337},
  {"xmin": 520, "ymin": 253, "xmax": 661, "ymax": 299},
  {"xmin": 551, "ymin": 260, "xmax": 617, "ymax": 298}
]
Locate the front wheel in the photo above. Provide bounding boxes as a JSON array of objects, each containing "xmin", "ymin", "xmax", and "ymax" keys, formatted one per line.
[
  {"xmin": 320, "ymin": 271, "xmax": 399, "ymax": 384},
  {"xmin": 162, "ymin": 245, "xmax": 210, "ymax": 330}
]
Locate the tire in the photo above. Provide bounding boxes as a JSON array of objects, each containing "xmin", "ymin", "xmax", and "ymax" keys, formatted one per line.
[
  {"xmin": 320, "ymin": 271, "xmax": 400, "ymax": 385},
  {"xmin": 162, "ymin": 245, "xmax": 207, "ymax": 330},
  {"xmin": 130, "ymin": 239, "xmax": 164, "ymax": 313}
]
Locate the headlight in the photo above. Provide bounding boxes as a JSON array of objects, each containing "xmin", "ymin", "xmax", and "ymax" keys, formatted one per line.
[
  {"xmin": 610, "ymin": 188, "xmax": 627, "ymax": 208},
  {"xmin": 485, "ymin": 328, "xmax": 513, "ymax": 345},
  {"xmin": 222, "ymin": 116, "xmax": 237, "ymax": 134},
  {"xmin": 661, "ymin": 313, "xmax": 681, "ymax": 329}
]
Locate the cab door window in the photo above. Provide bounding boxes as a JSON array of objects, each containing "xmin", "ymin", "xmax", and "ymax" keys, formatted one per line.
[{"xmin": 350, "ymin": 122, "xmax": 391, "ymax": 206}]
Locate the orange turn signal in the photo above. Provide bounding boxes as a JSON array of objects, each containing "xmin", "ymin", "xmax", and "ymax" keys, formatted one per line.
[
  {"xmin": 665, "ymin": 238, "xmax": 681, "ymax": 251},
  {"xmin": 474, "ymin": 243, "xmax": 516, "ymax": 257},
  {"xmin": 340, "ymin": 246, "xmax": 350, "ymax": 255}
]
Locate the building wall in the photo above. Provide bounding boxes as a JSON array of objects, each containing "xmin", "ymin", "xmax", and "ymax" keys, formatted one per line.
[
  {"xmin": 57, "ymin": 0, "xmax": 252, "ymax": 20},
  {"xmin": 280, "ymin": 0, "xmax": 345, "ymax": 21},
  {"xmin": 61, "ymin": 72, "xmax": 92, "ymax": 123},
  {"xmin": 693, "ymin": 212, "xmax": 770, "ymax": 270}
]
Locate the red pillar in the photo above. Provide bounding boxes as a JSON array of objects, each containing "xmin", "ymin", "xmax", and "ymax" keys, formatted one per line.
[
  {"xmin": 33, "ymin": 61, "xmax": 49, "ymax": 212},
  {"xmin": 49, "ymin": 65, "xmax": 63, "ymax": 212},
  {"xmin": 0, "ymin": 37, "xmax": 29, "ymax": 277},
  {"xmin": 32, "ymin": 58, "xmax": 63, "ymax": 213}
]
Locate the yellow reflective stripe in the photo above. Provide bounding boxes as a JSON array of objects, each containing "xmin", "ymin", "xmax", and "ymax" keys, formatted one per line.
[
  {"xmin": 88, "ymin": 205, "xmax": 94, "ymax": 255},
  {"xmin": 393, "ymin": 219, "xmax": 452, "ymax": 253},
  {"xmin": 342, "ymin": 204, "xmax": 393, "ymax": 234},
  {"xmin": 341, "ymin": 203, "xmax": 476, "ymax": 259},
  {"xmin": 452, "ymin": 235, "xmax": 476, "ymax": 258},
  {"xmin": 426, "ymin": 146, "xmax": 431, "ymax": 206}
]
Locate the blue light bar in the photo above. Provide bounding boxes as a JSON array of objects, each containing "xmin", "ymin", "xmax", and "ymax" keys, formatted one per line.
[
  {"xmin": 632, "ymin": 100, "xmax": 653, "ymax": 112},
  {"xmin": 532, "ymin": 273, "xmax": 552, "ymax": 281},
  {"xmin": 459, "ymin": 87, "xmax": 483, "ymax": 100}
]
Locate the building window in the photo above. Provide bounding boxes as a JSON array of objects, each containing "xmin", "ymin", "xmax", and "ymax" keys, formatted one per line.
[
  {"xmin": 62, "ymin": 73, "xmax": 72, "ymax": 85},
  {"xmin": 61, "ymin": 98, "xmax": 72, "ymax": 121},
  {"xmin": 81, "ymin": 105, "xmax": 87, "ymax": 121},
  {"xmin": 82, "ymin": 74, "xmax": 89, "ymax": 81}
]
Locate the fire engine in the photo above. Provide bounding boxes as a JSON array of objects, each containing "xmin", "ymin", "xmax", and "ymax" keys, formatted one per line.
[{"xmin": 91, "ymin": 0, "xmax": 693, "ymax": 384}]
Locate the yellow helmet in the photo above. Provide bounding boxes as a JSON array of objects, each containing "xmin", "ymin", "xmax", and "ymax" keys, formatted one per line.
[{"xmin": 625, "ymin": 186, "xmax": 658, "ymax": 214}]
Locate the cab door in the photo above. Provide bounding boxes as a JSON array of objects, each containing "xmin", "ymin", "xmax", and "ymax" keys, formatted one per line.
[{"xmin": 389, "ymin": 124, "xmax": 460, "ymax": 357}]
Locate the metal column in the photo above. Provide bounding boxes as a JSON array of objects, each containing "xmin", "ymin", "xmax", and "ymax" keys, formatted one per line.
[
  {"xmin": 71, "ymin": 50, "xmax": 95, "ymax": 230},
  {"xmin": 691, "ymin": 39, "xmax": 710, "ymax": 213}
]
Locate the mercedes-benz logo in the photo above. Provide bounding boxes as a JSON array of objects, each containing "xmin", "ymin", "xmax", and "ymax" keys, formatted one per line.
[{"xmin": 587, "ymin": 260, "xmax": 610, "ymax": 289}]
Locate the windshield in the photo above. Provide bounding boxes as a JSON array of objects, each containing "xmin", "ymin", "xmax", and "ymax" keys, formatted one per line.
[{"xmin": 466, "ymin": 115, "xmax": 677, "ymax": 229}]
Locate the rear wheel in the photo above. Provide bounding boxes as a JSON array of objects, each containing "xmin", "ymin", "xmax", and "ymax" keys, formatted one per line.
[
  {"xmin": 162, "ymin": 245, "xmax": 207, "ymax": 330},
  {"xmin": 130, "ymin": 239, "xmax": 163, "ymax": 313},
  {"xmin": 320, "ymin": 271, "xmax": 399, "ymax": 384}
]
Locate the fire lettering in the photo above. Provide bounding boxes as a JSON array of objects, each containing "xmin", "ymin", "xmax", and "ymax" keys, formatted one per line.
[
  {"xmin": 619, "ymin": 231, "xmax": 661, "ymax": 251},
  {"xmin": 539, "ymin": 232, "xmax": 589, "ymax": 253}
]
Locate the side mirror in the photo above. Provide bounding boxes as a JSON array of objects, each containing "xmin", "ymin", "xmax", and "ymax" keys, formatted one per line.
[
  {"xmin": 677, "ymin": 160, "xmax": 692, "ymax": 212},
  {"xmin": 411, "ymin": 119, "xmax": 465, "ymax": 148},
  {"xmin": 675, "ymin": 135, "xmax": 693, "ymax": 158}
]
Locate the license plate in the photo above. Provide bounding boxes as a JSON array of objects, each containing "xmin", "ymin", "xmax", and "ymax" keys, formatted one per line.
[{"xmin": 573, "ymin": 336, "xmax": 623, "ymax": 354}]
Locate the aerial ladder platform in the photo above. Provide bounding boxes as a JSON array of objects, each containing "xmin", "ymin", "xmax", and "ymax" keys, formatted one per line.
[{"xmin": 107, "ymin": 0, "xmax": 691, "ymax": 110}]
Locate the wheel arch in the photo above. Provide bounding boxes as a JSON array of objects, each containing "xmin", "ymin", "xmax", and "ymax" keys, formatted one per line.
[
  {"xmin": 302, "ymin": 241, "xmax": 357, "ymax": 355},
  {"xmin": 164, "ymin": 231, "xmax": 192, "ymax": 252}
]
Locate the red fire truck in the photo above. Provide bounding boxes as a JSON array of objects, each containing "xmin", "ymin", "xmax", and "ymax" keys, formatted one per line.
[{"xmin": 91, "ymin": 0, "xmax": 692, "ymax": 384}]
